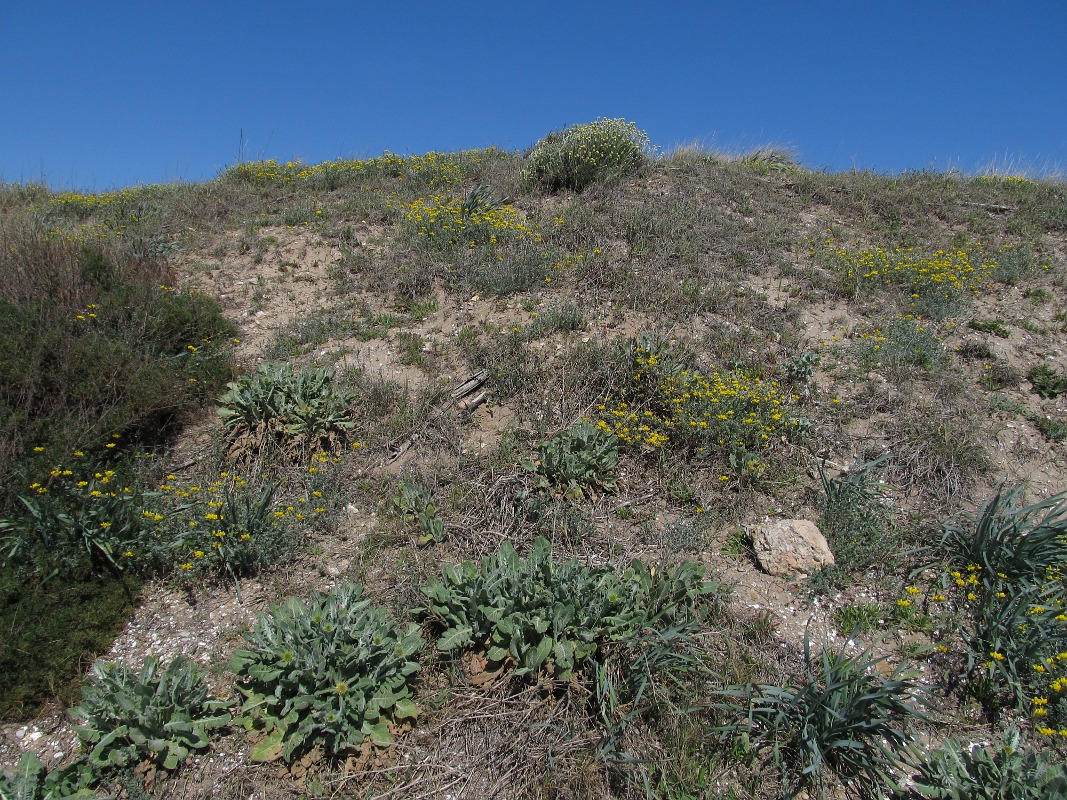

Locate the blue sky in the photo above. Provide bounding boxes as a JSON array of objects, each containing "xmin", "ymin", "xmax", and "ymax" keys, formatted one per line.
[{"xmin": 2, "ymin": 1, "xmax": 1065, "ymax": 190}]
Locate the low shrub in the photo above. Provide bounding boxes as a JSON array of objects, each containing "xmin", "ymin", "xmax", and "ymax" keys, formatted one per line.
[
  {"xmin": 523, "ymin": 118, "xmax": 650, "ymax": 192},
  {"xmin": 72, "ymin": 655, "xmax": 230, "ymax": 772},
  {"xmin": 230, "ymin": 583, "xmax": 422, "ymax": 762},
  {"xmin": 595, "ymin": 339, "xmax": 803, "ymax": 474}
]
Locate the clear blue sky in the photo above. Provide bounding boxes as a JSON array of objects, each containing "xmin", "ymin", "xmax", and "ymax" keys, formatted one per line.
[{"xmin": 2, "ymin": 1, "xmax": 1065, "ymax": 191}]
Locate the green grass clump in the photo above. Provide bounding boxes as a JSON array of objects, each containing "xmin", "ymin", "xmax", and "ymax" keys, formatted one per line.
[
  {"xmin": 523, "ymin": 118, "xmax": 650, "ymax": 192},
  {"xmin": 72, "ymin": 655, "xmax": 230, "ymax": 772},
  {"xmin": 916, "ymin": 486, "xmax": 1067, "ymax": 727},
  {"xmin": 717, "ymin": 636, "xmax": 925, "ymax": 798},
  {"xmin": 230, "ymin": 583, "xmax": 422, "ymax": 762}
]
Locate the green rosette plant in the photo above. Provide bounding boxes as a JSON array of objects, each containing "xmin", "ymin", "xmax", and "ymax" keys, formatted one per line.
[
  {"xmin": 71, "ymin": 655, "xmax": 230, "ymax": 772},
  {"xmin": 526, "ymin": 421, "xmax": 620, "ymax": 500},
  {"xmin": 420, "ymin": 537, "xmax": 720, "ymax": 680},
  {"xmin": 229, "ymin": 583, "xmax": 422, "ymax": 763}
]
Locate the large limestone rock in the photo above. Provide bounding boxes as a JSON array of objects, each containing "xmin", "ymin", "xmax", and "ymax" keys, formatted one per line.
[{"xmin": 752, "ymin": 519, "xmax": 834, "ymax": 577}]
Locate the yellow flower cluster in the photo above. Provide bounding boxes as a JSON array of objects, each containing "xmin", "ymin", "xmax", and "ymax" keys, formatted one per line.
[
  {"xmin": 810, "ymin": 237, "xmax": 998, "ymax": 303},
  {"xmin": 47, "ymin": 184, "xmax": 170, "ymax": 217},
  {"xmin": 224, "ymin": 150, "xmax": 502, "ymax": 188},
  {"xmin": 595, "ymin": 348, "xmax": 798, "ymax": 457},
  {"xmin": 920, "ymin": 559, "xmax": 1067, "ymax": 729},
  {"xmin": 397, "ymin": 195, "xmax": 541, "ymax": 248}
]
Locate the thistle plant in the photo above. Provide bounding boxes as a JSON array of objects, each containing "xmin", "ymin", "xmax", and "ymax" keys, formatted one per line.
[
  {"xmin": 0, "ymin": 751, "xmax": 96, "ymax": 799},
  {"xmin": 526, "ymin": 421, "xmax": 620, "ymax": 500},
  {"xmin": 392, "ymin": 480, "xmax": 445, "ymax": 544},
  {"xmin": 420, "ymin": 537, "xmax": 722, "ymax": 680},
  {"xmin": 217, "ymin": 363, "xmax": 355, "ymax": 457},
  {"xmin": 71, "ymin": 655, "xmax": 230, "ymax": 772},
  {"xmin": 523, "ymin": 118, "xmax": 650, "ymax": 192},
  {"xmin": 229, "ymin": 583, "xmax": 422, "ymax": 762},
  {"xmin": 905, "ymin": 727, "xmax": 1067, "ymax": 799}
]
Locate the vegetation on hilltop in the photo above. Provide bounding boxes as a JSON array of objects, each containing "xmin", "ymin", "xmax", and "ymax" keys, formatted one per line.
[{"xmin": 2, "ymin": 119, "xmax": 1067, "ymax": 798}]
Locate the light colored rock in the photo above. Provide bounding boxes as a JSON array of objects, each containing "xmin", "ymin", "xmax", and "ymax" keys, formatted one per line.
[{"xmin": 752, "ymin": 519, "xmax": 834, "ymax": 577}]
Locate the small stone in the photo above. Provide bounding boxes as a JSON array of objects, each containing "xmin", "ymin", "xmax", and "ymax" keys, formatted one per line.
[{"xmin": 752, "ymin": 519, "xmax": 834, "ymax": 578}]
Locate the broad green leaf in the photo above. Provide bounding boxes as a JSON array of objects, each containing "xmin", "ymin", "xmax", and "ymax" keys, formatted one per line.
[{"xmin": 250, "ymin": 727, "xmax": 285, "ymax": 762}]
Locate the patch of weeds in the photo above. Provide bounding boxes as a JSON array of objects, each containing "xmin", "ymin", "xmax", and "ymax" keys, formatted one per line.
[
  {"xmin": 0, "ymin": 751, "xmax": 96, "ymax": 799},
  {"xmin": 854, "ymin": 316, "xmax": 946, "ymax": 371},
  {"xmin": 395, "ymin": 294, "xmax": 439, "ymax": 320},
  {"xmin": 525, "ymin": 302, "xmax": 584, "ymax": 339},
  {"xmin": 721, "ymin": 528, "xmax": 751, "ymax": 556},
  {"xmin": 596, "ymin": 338, "xmax": 804, "ymax": 463},
  {"xmin": 263, "ymin": 310, "xmax": 358, "ymax": 359},
  {"xmin": 1028, "ymin": 363, "xmax": 1067, "ymax": 398},
  {"xmin": 1, "ymin": 456, "xmax": 155, "ymax": 580},
  {"xmin": 890, "ymin": 405, "xmax": 989, "ymax": 502},
  {"xmin": 147, "ymin": 471, "xmax": 305, "ymax": 599},
  {"xmin": 956, "ymin": 340, "xmax": 994, "ymax": 361},
  {"xmin": 419, "ymin": 536, "xmax": 724, "ymax": 679},
  {"xmin": 808, "ymin": 237, "xmax": 995, "ymax": 315},
  {"xmin": 967, "ymin": 318, "xmax": 1010, "ymax": 338},
  {"xmin": 218, "ymin": 363, "xmax": 355, "ymax": 459},
  {"xmin": 716, "ymin": 635, "xmax": 925, "ymax": 799},
  {"xmin": 230, "ymin": 583, "xmax": 422, "ymax": 762},
  {"xmin": 650, "ymin": 515, "xmax": 710, "ymax": 552},
  {"xmin": 783, "ymin": 350, "xmax": 821, "ymax": 383},
  {"xmin": 904, "ymin": 726, "xmax": 1067, "ymax": 799},
  {"xmin": 392, "ymin": 480, "xmax": 445, "ymax": 544},
  {"xmin": 394, "ymin": 331, "xmax": 427, "ymax": 367},
  {"xmin": 73, "ymin": 655, "xmax": 230, "ymax": 772},
  {"xmin": 979, "ymin": 359, "xmax": 1020, "ymax": 391},
  {"xmin": 1032, "ymin": 414, "xmax": 1067, "ymax": 441},
  {"xmin": 525, "ymin": 421, "xmax": 619, "ymax": 500},
  {"xmin": 1024, "ymin": 286, "xmax": 1052, "ymax": 305},
  {"xmin": 353, "ymin": 309, "xmax": 404, "ymax": 341},
  {"xmin": 833, "ymin": 602, "xmax": 883, "ymax": 635},
  {"xmin": 817, "ymin": 454, "xmax": 895, "ymax": 585},
  {"xmin": 913, "ymin": 485, "xmax": 1067, "ymax": 725},
  {"xmin": 988, "ymin": 241, "xmax": 1047, "ymax": 285},
  {"xmin": 523, "ymin": 117, "xmax": 650, "ymax": 192}
]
